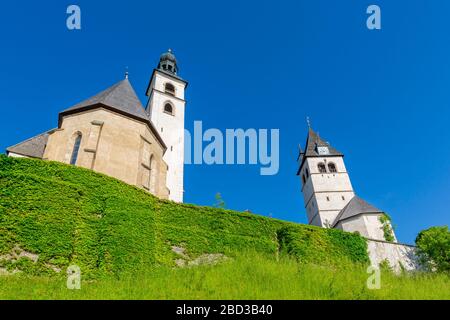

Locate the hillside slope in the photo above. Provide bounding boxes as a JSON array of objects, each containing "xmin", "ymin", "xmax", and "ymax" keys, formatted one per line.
[{"xmin": 0, "ymin": 156, "xmax": 368, "ymax": 277}]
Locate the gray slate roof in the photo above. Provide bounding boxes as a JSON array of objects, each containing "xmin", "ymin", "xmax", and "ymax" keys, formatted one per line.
[
  {"xmin": 59, "ymin": 78, "xmax": 166, "ymax": 149},
  {"xmin": 332, "ymin": 195, "xmax": 384, "ymax": 227},
  {"xmin": 6, "ymin": 131, "xmax": 51, "ymax": 159},
  {"xmin": 60, "ymin": 79, "xmax": 149, "ymax": 123},
  {"xmin": 303, "ymin": 128, "xmax": 343, "ymax": 158}
]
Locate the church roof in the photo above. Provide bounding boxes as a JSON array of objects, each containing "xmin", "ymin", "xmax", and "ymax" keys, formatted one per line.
[
  {"xmin": 60, "ymin": 79, "xmax": 149, "ymax": 123},
  {"xmin": 297, "ymin": 128, "xmax": 343, "ymax": 174},
  {"xmin": 332, "ymin": 195, "xmax": 384, "ymax": 227},
  {"xmin": 59, "ymin": 79, "xmax": 166, "ymax": 149},
  {"xmin": 6, "ymin": 131, "xmax": 51, "ymax": 159},
  {"xmin": 303, "ymin": 128, "xmax": 343, "ymax": 158}
]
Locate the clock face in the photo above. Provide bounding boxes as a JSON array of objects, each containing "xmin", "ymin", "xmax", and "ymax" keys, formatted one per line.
[{"xmin": 317, "ymin": 146, "xmax": 329, "ymax": 155}]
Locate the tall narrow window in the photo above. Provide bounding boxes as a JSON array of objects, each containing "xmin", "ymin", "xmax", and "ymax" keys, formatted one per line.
[
  {"xmin": 318, "ymin": 162, "xmax": 327, "ymax": 173},
  {"xmin": 328, "ymin": 162, "xmax": 337, "ymax": 173},
  {"xmin": 165, "ymin": 83, "xmax": 175, "ymax": 96},
  {"xmin": 302, "ymin": 174, "xmax": 306, "ymax": 185},
  {"xmin": 70, "ymin": 134, "xmax": 82, "ymax": 165},
  {"xmin": 149, "ymin": 155, "xmax": 157, "ymax": 194}
]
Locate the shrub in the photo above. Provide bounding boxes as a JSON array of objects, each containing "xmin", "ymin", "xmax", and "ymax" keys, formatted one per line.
[
  {"xmin": 277, "ymin": 225, "xmax": 369, "ymax": 266},
  {"xmin": 415, "ymin": 226, "xmax": 450, "ymax": 273}
]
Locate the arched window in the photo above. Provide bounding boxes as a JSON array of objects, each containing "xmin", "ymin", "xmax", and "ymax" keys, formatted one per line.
[
  {"xmin": 302, "ymin": 174, "xmax": 306, "ymax": 185},
  {"xmin": 149, "ymin": 155, "xmax": 157, "ymax": 194},
  {"xmin": 165, "ymin": 83, "xmax": 175, "ymax": 95},
  {"xmin": 70, "ymin": 133, "xmax": 82, "ymax": 165},
  {"xmin": 328, "ymin": 162, "xmax": 337, "ymax": 173},
  {"xmin": 318, "ymin": 162, "xmax": 327, "ymax": 173},
  {"xmin": 164, "ymin": 103, "xmax": 174, "ymax": 115}
]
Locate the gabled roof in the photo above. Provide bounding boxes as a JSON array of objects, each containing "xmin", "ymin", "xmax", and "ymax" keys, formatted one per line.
[
  {"xmin": 59, "ymin": 79, "xmax": 166, "ymax": 150},
  {"xmin": 6, "ymin": 131, "xmax": 51, "ymax": 159},
  {"xmin": 297, "ymin": 128, "xmax": 343, "ymax": 174},
  {"xmin": 60, "ymin": 79, "xmax": 149, "ymax": 123},
  {"xmin": 332, "ymin": 195, "xmax": 384, "ymax": 227}
]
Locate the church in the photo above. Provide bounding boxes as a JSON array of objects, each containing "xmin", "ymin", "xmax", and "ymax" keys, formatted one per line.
[
  {"xmin": 6, "ymin": 50, "xmax": 187, "ymax": 203},
  {"xmin": 297, "ymin": 127, "xmax": 397, "ymax": 242}
]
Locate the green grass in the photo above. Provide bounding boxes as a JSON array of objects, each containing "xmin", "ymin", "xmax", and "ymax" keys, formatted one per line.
[{"xmin": 0, "ymin": 252, "xmax": 448, "ymax": 300}]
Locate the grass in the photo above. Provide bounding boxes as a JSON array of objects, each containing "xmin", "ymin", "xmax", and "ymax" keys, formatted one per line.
[{"xmin": 1, "ymin": 252, "xmax": 448, "ymax": 300}]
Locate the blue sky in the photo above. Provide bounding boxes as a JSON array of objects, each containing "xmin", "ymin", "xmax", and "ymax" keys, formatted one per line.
[{"xmin": 0, "ymin": 1, "xmax": 449, "ymax": 244}]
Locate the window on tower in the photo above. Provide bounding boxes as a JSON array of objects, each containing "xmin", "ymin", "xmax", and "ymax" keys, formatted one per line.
[
  {"xmin": 302, "ymin": 174, "xmax": 306, "ymax": 185},
  {"xmin": 318, "ymin": 163, "xmax": 327, "ymax": 173},
  {"xmin": 164, "ymin": 103, "xmax": 174, "ymax": 115},
  {"xmin": 305, "ymin": 168, "xmax": 310, "ymax": 178},
  {"xmin": 328, "ymin": 162, "xmax": 337, "ymax": 173},
  {"xmin": 165, "ymin": 83, "xmax": 175, "ymax": 96}
]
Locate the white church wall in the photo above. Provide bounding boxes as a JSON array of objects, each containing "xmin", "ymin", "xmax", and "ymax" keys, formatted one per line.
[
  {"xmin": 313, "ymin": 192, "xmax": 355, "ymax": 211},
  {"xmin": 318, "ymin": 210, "xmax": 341, "ymax": 227},
  {"xmin": 367, "ymin": 240, "xmax": 420, "ymax": 273},
  {"xmin": 152, "ymin": 72, "xmax": 186, "ymax": 100},
  {"xmin": 300, "ymin": 164, "xmax": 314, "ymax": 205},
  {"xmin": 337, "ymin": 216, "xmax": 369, "ymax": 237},
  {"xmin": 309, "ymin": 173, "xmax": 354, "ymax": 193},
  {"xmin": 364, "ymin": 214, "xmax": 397, "ymax": 242},
  {"xmin": 338, "ymin": 214, "xmax": 389, "ymax": 241}
]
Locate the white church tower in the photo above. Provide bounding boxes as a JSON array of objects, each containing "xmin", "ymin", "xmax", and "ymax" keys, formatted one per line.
[
  {"xmin": 297, "ymin": 125, "xmax": 397, "ymax": 242},
  {"xmin": 146, "ymin": 49, "xmax": 188, "ymax": 202},
  {"xmin": 297, "ymin": 127, "xmax": 355, "ymax": 228}
]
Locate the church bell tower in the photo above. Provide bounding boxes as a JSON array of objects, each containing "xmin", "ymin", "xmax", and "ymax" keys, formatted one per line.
[
  {"xmin": 297, "ymin": 127, "xmax": 355, "ymax": 227},
  {"xmin": 146, "ymin": 49, "xmax": 188, "ymax": 202}
]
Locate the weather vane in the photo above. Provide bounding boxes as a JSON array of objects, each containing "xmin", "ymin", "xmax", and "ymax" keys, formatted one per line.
[
  {"xmin": 306, "ymin": 116, "xmax": 311, "ymax": 128},
  {"xmin": 125, "ymin": 66, "xmax": 129, "ymax": 79}
]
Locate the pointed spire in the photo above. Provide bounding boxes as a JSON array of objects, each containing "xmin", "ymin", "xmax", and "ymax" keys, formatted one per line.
[{"xmin": 303, "ymin": 127, "xmax": 343, "ymax": 157}]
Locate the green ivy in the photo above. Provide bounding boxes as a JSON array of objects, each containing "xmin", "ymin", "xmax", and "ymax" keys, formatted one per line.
[
  {"xmin": 379, "ymin": 213, "xmax": 395, "ymax": 242},
  {"xmin": 0, "ymin": 155, "xmax": 370, "ymax": 277}
]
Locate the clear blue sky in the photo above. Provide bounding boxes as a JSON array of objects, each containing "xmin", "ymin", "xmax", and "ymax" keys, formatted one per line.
[{"xmin": 0, "ymin": 1, "xmax": 449, "ymax": 244}]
